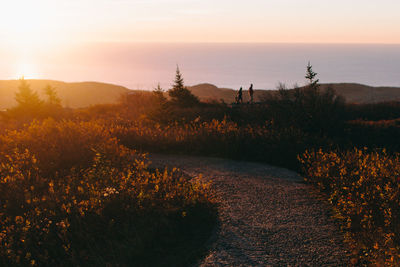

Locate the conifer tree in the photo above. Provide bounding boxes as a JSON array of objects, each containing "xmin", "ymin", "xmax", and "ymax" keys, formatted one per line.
[
  {"xmin": 172, "ymin": 66, "xmax": 184, "ymax": 91},
  {"xmin": 153, "ymin": 83, "xmax": 166, "ymax": 102},
  {"xmin": 148, "ymin": 83, "xmax": 170, "ymax": 122},
  {"xmin": 44, "ymin": 85, "xmax": 62, "ymax": 106},
  {"xmin": 168, "ymin": 66, "xmax": 199, "ymax": 107},
  {"xmin": 305, "ymin": 61, "xmax": 319, "ymax": 90},
  {"xmin": 15, "ymin": 78, "xmax": 42, "ymax": 109}
]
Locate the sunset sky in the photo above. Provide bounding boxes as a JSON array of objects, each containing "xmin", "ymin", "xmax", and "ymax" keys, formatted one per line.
[
  {"xmin": 1, "ymin": 0, "xmax": 399, "ymax": 45},
  {"xmin": 0, "ymin": 0, "xmax": 399, "ymax": 85}
]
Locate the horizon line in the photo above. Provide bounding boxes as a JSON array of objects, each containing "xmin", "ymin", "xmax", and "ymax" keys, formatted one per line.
[
  {"xmin": 61, "ymin": 40, "xmax": 400, "ymax": 45},
  {"xmin": 2, "ymin": 78, "xmax": 399, "ymax": 91}
]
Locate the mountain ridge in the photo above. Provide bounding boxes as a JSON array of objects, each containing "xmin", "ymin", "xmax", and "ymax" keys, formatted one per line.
[
  {"xmin": 188, "ymin": 83, "xmax": 400, "ymax": 104},
  {"xmin": 0, "ymin": 79, "xmax": 399, "ymax": 109}
]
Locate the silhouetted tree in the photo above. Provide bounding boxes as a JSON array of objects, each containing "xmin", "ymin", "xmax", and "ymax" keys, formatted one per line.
[
  {"xmin": 41, "ymin": 84, "xmax": 65, "ymax": 119},
  {"xmin": 302, "ymin": 63, "xmax": 345, "ymax": 133},
  {"xmin": 8, "ymin": 78, "xmax": 44, "ymax": 121},
  {"xmin": 305, "ymin": 61, "xmax": 319, "ymax": 90},
  {"xmin": 44, "ymin": 85, "xmax": 61, "ymax": 106},
  {"xmin": 153, "ymin": 83, "xmax": 166, "ymax": 103},
  {"xmin": 168, "ymin": 66, "xmax": 199, "ymax": 108},
  {"xmin": 147, "ymin": 83, "xmax": 171, "ymax": 122},
  {"xmin": 173, "ymin": 66, "xmax": 184, "ymax": 91},
  {"xmin": 15, "ymin": 78, "xmax": 42, "ymax": 109},
  {"xmin": 265, "ymin": 63, "xmax": 345, "ymax": 134}
]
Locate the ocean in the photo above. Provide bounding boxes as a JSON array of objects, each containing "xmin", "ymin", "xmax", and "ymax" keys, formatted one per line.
[{"xmin": 1, "ymin": 43, "xmax": 399, "ymax": 90}]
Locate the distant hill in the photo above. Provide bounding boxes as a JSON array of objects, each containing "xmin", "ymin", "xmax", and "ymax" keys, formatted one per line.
[
  {"xmin": 188, "ymin": 83, "xmax": 400, "ymax": 104},
  {"xmin": 0, "ymin": 80, "xmax": 129, "ymax": 109},
  {"xmin": 188, "ymin": 83, "xmax": 266, "ymax": 103},
  {"xmin": 319, "ymin": 83, "xmax": 400, "ymax": 104},
  {"xmin": 188, "ymin": 83, "xmax": 235, "ymax": 103},
  {"xmin": 1, "ymin": 80, "xmax": 399, "ymax": 110}
]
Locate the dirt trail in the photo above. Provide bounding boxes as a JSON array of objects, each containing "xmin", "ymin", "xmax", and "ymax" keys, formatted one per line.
[{"xmin": 149, "ymin": 154, "xmax": 349, "ymax": 266}]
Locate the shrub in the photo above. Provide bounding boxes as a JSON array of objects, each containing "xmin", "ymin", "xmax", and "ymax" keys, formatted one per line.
[
  {"xmin": 111, "ymin": 118, "xmax": 329, "ymax": 170},
  {"xmin": 0, "ymin": 122, "xmax": 215, "ymax": 266},
  {"xmin": 338, "ymin": 120, "xmax": 400, "ymax": 153},
  {"xmin": 299, "ymin": 148, "xmax": 400, "ymax": 265},
  {"xmin": 263, "ymin": 64, "xmax": 346, "ymax": 135},
  {"xmin": 0, "ymin": 119, "xmax": 122, "ymax": 176}
]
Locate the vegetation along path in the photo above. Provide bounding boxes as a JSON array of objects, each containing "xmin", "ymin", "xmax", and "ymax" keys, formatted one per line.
[{"xmin": 150, "ymin": 154, "xmax": 350, "ymax": 266}]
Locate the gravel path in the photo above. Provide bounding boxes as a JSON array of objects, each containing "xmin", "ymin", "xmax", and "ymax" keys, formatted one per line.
[{"xmin": 149, "ymin": 154, "xmax": 350, "ymax": 266}]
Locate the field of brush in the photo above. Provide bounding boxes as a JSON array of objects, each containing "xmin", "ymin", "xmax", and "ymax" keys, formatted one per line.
[{"xmin": 1, "ymin": 77, "xmax": 400, "ymax": 265}]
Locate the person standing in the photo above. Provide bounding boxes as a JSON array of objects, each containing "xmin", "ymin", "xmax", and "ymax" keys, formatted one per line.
[
  {"xmin": 248, "ymin": 83, "xmax": 254, "ymax": 103},
  {"xmin": 237, "ymin": 87, "xmax": 243, "ymax": 104}
]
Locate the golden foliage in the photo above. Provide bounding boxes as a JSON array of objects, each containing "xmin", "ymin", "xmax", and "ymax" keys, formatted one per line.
[
  {"xmin": 110, "ymin": 118, "xmax": 315, "ymax": 170},
  {"xmin": 299, "ymin": 148, "xmax": 400, "ymax": 265},
  {"xmin": 0, "ymin": 120, "xmax": 213, "ymax": 266}
]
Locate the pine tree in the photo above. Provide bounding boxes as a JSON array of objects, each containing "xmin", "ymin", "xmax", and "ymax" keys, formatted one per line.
[
  {"xmin": 172, "ymin": 66, "xmax": 184, "ymax": 91},
  {"xmin": 168, "ymin": 66, "xmax": 199, "ymax": 107},
  {"xmin": 44, "ymin": 85, "xmax": 62, "ymax": 106},
  {"xmin": 153, "ymin": 83, "xmax": 166, "ymax": 102},
  {"xmin": 148, "ymin": 83, "xmax": 170, "ymax": 122},
  {"xmin": 305, "ymin": 61, "xmax": 319, "ymax": 90},
  {"xmin": 15, "ymin": 78, "xmax": 42, "ymax": 108}
]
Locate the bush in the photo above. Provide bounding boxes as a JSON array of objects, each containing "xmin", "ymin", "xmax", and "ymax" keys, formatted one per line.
[
  {"xmin": 345, "ymin": 102, "xmax": 400, "ymax": 121},
  {"xmin": 299, "ymin": 148, "xmax": 400, "ymax": 265},
  {"xmin": 111, "ymin": 118, "xmax": 330, "ymax": 170},
  {"xmin": 0, "ymin": 120, "xmax": 215, "ymax": 266},
  {"xmin": 0, "ymin": 119, "xmax": 122, "ymax": 176},
  {"xmin": 343, "ymin": 120, "xmax": 400, "ymax": 152},
  {"xmin": 262, "ymin": 63, "xmax": 346, "ymax": 135},
  {"xmin": 264, "ymin": 84, "xmax": 346, "ymax": 135}
]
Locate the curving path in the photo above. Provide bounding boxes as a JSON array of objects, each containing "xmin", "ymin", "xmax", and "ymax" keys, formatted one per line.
[{"xmin": 149, "ymin": 154, "xmax": 350, "ymax": 266}]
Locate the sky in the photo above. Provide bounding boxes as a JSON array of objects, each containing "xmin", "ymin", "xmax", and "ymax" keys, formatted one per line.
[
  {"xmin": 0, "ymin": 0, "xmax": 399, "ymax": 46},
  {"xmin": 0, "ymin": 0, "xmax": 399, "ymax": 84}
]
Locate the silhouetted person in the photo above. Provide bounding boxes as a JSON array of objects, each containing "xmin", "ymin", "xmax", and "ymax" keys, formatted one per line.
[
  {"xmin": 248, "ymin": 84, "xmax": 254, "ymax": 103},
  {"xmin": 236, "ymin": 87, "xmax": 243, "ymax": 104}
]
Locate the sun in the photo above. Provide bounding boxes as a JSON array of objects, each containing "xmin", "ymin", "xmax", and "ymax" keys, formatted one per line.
[
  {"xmin": 14, "ymin": 62, "xmax": 39, "ymax": 80},
  {"xmin": 0, "ymin": 0, "xmax": 58, "ymax": 79}
]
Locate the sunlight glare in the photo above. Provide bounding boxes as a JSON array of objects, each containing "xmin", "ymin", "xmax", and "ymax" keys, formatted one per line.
[{"xmin": 14, "ymin": 62, "xmax": 38, "ymax": 79}]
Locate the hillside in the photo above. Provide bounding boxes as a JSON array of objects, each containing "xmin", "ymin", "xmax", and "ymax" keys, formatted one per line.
[
  {"xmin": 319, "ymin": 83, "xmax": 400, "ymax": 104},
  {"xmin": 0, "ymin": 80, "xmax": 129, "ymax": 109},
  {"xmin": 1, "ymin": 80, "xmax": 399, "ymax": 110},
  {"xmin": 188, "ymin": 83, "xmax": 266, "ymax": 103},
  {"xmin": 188, "ymin": 83, "xmax": 400, "ymax": 104}
]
